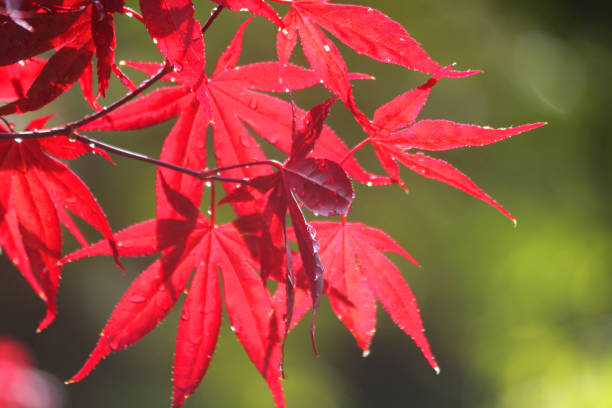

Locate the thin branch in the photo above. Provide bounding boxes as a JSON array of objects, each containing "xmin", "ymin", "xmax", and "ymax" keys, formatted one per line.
[
  {"xmin": 74, "ymin": 134, "xmax": 268, "ymax": 184},
  {"xmin": 75, "ymin": 133, "xmax": 203, "ymax": 179},
  {"xmin": 199, "ymin": 160, "xmax": 283, "ymax": 178},
  {"xmin": 0, "ymin": 61, "xmax": 173, "ymax": 140},
  {"xmin": 202, "ymin": 6, "xmax": 224, "ymax": 34}
]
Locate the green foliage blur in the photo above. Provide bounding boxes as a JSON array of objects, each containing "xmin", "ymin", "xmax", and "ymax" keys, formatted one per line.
[{"xmin": 1, "ymin": 0, "xmax": 610, "ymax": 406}]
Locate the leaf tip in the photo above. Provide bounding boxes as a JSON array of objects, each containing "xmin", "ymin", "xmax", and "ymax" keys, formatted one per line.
[
  {"xmin": 433, "ymin": 365, "xmax": 441, "ymax": 375},
  {"xmin": 362, "ymin": 349, "xmax": 370, "ymax": 358},
  {"xmin": 512, "ymin": 218, "xmax": 518, "ymax": 228}
]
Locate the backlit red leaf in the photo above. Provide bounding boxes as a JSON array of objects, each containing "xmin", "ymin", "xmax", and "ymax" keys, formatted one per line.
[{"xmin": 0, "ymin": 120, "xmax": 117, "ymax": 330}]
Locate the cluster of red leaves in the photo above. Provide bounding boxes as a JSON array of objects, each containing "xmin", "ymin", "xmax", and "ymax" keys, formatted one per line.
[{"xmin": 0, "ymin": 0, "xmax": 544, "ymax": 406}]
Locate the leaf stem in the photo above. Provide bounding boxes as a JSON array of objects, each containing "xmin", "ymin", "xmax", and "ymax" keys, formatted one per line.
[
  {"xmin": 210, "ymin": 182, "xmax": 216, "ymax": 226},
  {"xmin": 121, "ymin": 6, "xmax": 144, "ymax": 23},
  {"xmin": 0, "ymin": 117, "xmax": 14, "ymax": 132},
  {"xmin": 340, "ymin": 138, "xmax": 371, "ymax": 165}
]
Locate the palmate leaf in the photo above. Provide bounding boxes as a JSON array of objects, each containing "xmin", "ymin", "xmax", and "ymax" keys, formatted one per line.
[
  {"xmin": 82, "ymin": 19, "xmax": 387, "ymax": 191},
  {"xmin": 0, "ymin": 58, "xmax": 46, "ymax": 101},
  {"xmin": 0, "ymin": 116, "xmax": 119, "ymax": 331},
  {"xmin": 212, "ymin": 0, "xmax": 283, "ymax": 26},
  {"xmin": 285, "ymin": 220, "xmax": 437, "ymax": 370},
  {"xmin": 363, "ymin": 68, "xmax": 546, "ymax": 223},
  {"xmin": 273, "ymin": 0, "xmax": 481, "ymax": 126},
  {"xmin": 221, "ymin": 97, "xmax": 354, "ymax": 353},
  {"xmin": 63, "ymin": 212, "xmax": 286, "ymax": 408},
  {"xmin": 0, "ymin": 0, "xmax": 125, "ymax": 114}
]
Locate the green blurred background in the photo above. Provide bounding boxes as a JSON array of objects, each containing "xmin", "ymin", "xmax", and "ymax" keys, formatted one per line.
[{"xmin": 1, "ymin": 0, "xmax": 611, "ymax": 406}]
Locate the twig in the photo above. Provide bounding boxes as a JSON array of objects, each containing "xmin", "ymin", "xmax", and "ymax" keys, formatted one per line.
[
  {"xmin": 202, "ymin": 6, "xmax": 224, "ymax": 34},
  {"xmin": 0, "ymin": 62, "xmax": 173, "ymax": 140}
]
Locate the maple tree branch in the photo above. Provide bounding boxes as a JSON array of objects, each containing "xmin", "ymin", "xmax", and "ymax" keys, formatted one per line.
[
  {"xmin": 202, "ymin": 6, "xmax": 224, "ymax": 34},
  {"xmin": 199, "ymin": 160, "xmax": 283, "ymax": 178},
  {"xmin": 0, "ymin": 62, "xmax": 173, "ymax": 140},
  {"xmin": 73, "ymin": 134, "xmax": 253, "ymax": 185},
  {"xmin": 74, "ymin": 133, "xmax": 204, "ymax": 178},
  {"xmin": 75, "ymin": 62, "xmax": 174, "ymax": 129}
]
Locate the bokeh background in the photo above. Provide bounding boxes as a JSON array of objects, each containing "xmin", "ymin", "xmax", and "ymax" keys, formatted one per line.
[{"xmin": 1, "ymin": 0, "xmax": 611, "ymax": 407}]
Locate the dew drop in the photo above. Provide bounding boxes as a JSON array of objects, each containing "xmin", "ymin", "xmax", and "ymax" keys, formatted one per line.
[
  {"xmin": 282, "ymin": 28, "xmax": 289, "ymax": 36},
  {"xmin": 323, "ymin": 45, "xmax": 331, "ymax": 52},
  {"xmin": 190, "ymin": 332, "xmax": 202, "ymax": 344},
  {"xmin": 125, "ymin": 11, "xmax": 133, "ymax": 18},
  {"xmin": 240, "ymin": 133, "xmax": 252, "ymax": 147},
  {"xmin": 14, "ymin": 138, "xmax": 22, "ymax": 143},
  {"xmin": 362, "ymin": 350, "xmax": 370, "ymax": 357},
  {"xmin": 129, "ymin": 295, "xmax": 147, "ymax": 303},
  {"xmin": 230, "ymin": 325, "xmax": 237, "ymax": 333},
  {"xmin": 366, "ymin": 181, "xmax": 373, "ymax": 187},
  {"xmin": 239, "ymin": 8, "xmax": 248, "ymax": 12},
  {"xmin": 152, "ymin": 38, "xmax": 158, "ymax": 45},
  {"xmin": 207, "ymin": 209, "xmax": 212, "ymax": 215},
  {"xmin": 18, "ymin": 60, "xmax": 25, "ymax": 66},
  {"xmin": 173, "ymin": 62, "xmax": 183, "ymax": 73},
  {"xmin": 109, "ymin": 341, "xmax": 121, "ymax": 352},
  {"xmin": 205, "ymin": 181, "xmax": 212, "ymax": 187}
]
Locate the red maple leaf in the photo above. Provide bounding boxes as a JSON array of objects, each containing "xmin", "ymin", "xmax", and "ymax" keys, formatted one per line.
[
  {"xmin": 272, "ymin": 0, "xmax": 480, "ymax": 125},
  {"xmin": 221, "ymin": 96, "xmax": 354, "ymax": 350},
  {"xmin": 0, "ymin": 0, "xmax": 127, "ymax": 115},
  {"xmin": 82, "ymin": 18, "xmax": 387, "ymax": 191},
  {"xmin": 304, "ymin": 220, "xmax": 437, "ymax": 371},
  {"xmin": 63, "ymin": 117, "xmax": 286, "ymax": 406},
  {"xmin": 212, "ymin": 0, "xmax": 283, "ymax": 26},
  {"xmin": 0, "ymin": 116, "xmax": 119, "ymax": 331},
  {"xmin": 358, "ymin": 67, "xmax": 546, "ymax": 222},
  {"xmin": 63, "ymin": 214, "xmax": 285, "ymax": 408},
  {"xmin": 0, "ymin": 57, "xmax": 46, "ymax": 101}
]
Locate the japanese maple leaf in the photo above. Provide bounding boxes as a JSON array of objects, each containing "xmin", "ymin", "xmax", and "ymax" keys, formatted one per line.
[
  {"xmin": 272, "ymin": 0, "xmax": 480, "ymax": 125},
  {"xmin": 211, "ymin": 0, "xmax": 283, "ymax": 26},
  {"xmin": 221, "ymin": 97, "xmax": 354, "ymax": 351},
  {"xmin": 62, "ymin": 197, "xmax": 286, "ymax": 408},
  {"xmin": 0, "ymin": 0, "xmax": 126, "ymax": 115},
  {"xmin": 304, "ymin": 220, "xmax": 438, "ymax": 371},
  {"xmin": 360, "ymin": 67, "xmax": 546, "ymax": 222},
  {"xmin": 61, "ymin": 92, "xmax": 286, "ymax": 407},
  {"xmin": 81, "ymin": 18, "xmax": 388, "ymax": 192},
  {"xmin": 0, "ymin": 57, "xmax": 45, "ymax": 101},
  {"xmin": 0, "ymin": 116, "xmax": 119, "ymax": 331}
]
